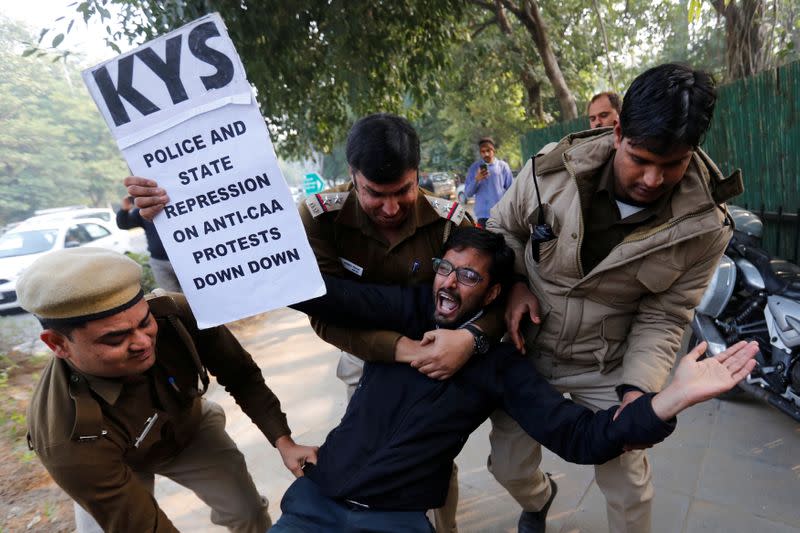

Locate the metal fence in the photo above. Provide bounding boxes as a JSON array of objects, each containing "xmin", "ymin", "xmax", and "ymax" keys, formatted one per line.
[{"xmin": 519, "ymin": 60, "xmax": 800, "ymax": 262}]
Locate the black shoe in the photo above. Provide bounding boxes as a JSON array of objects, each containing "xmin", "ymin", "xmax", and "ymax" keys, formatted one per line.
[{"xmin": 517, "ymin": 474, "xmax": 558, "ymax": 533}]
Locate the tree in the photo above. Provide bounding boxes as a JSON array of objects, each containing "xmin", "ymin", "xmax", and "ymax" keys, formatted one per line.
[
  {"xmin": 0, "ymin": 17, "xmax": 128, "ymax": 225},
  {"xmin": 689, "ymin": 0, "xmax": 800, "ymax": 81},
  {"xmin": 48, "ymin": 0, "xmax": 469, "ymax": 159},
  {"xmin": 471, "ymin": 0, "xmax": 578, "ymax": 120}
]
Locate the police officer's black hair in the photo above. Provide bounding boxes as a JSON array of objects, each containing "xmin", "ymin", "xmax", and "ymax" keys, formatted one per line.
[
  {"xmin": 39, "ymin": 319, "xmax": 84, "ymax": 340},
  {"xmin": 619, "ymin": 63, "xmax": 716, "ymax": 154},
  {"xmin": 346, "ymin": 113, "xmax": 421, "ymax": 185},
  {"xmin": 443, "ymin": 227, "xmax": 515, "ymax": 289}
]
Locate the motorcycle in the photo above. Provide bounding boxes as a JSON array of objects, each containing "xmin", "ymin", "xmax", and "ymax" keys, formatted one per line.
[{"xmin": 690, "ymin": 205, "xmax": 800, "ymax": 422}]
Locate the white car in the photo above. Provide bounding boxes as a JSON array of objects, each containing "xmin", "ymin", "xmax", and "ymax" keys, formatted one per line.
[
  {"xmin": 0, "ymin": 216, "xmax": 131, "ymax": 312},
  {"xmin": 24, "ymin": 207, "xmax": 115, "ymax": 224}
]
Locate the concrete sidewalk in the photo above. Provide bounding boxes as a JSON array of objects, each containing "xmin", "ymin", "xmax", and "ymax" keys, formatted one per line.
[{"xmin": 156, "ymin": 308, "xmax": 800, "ymax": 532}]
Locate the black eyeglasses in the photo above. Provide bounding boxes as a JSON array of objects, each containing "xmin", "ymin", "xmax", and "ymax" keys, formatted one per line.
[{"xmin": 432, "ymin": 258, "xmax": 484, "ymax": 286}]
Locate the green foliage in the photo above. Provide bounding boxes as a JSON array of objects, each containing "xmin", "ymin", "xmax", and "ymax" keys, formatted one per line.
[
  {"xmin": 126, "ymin": 251, "xmax": 157, "ymax": 293},
  {"xmin": 62, "ymin": 0, "xmax": 468, "ymax": 159},
  {"xmin": 0, "ymin": 17, "xmax": 129, "ymax": 226},
  {"xmin": 38, "ymin": 0, "xmax": 800, "ymax": 174}
]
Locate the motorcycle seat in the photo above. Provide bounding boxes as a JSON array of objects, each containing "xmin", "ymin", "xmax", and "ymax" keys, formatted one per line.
[{"xmin": 771, "ymin": 260, "xmax": 800, "ymax": 298}]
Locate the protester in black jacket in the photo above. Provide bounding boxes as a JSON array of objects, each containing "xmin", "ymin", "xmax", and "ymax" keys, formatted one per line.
[{"xmin": 281, "ymin": 227, "xmax": 757, "ymax": 533}]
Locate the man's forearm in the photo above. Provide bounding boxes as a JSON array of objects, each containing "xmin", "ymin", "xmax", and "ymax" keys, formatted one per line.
[
  {"xmin": 310, "ymin": 316, "xmax": 402, "ymax": 363},
  {"xmin": 650, "ymin": 386, "xmax": 689, "ymax": 421},
  {"xmin": 394, "ymin": 336, "xmax": 421, "ymax": 363}
]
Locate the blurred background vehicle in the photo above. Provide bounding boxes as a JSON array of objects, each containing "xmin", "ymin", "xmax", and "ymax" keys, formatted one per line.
[
  {"xmin": 25, "ymin": 206, "xmax": 115, "ymax": 224},
  {"xmin": 0, "ymin": 214, "xmax": 131, "ymax": 312},
  {"xmin": 419, "ymin": 171, "xmax": 458, "ymax": 199}
]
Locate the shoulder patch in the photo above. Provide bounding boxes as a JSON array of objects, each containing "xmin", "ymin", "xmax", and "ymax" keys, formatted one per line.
[
  {"xmin": 146, "ymin": 290, "xmax": 181, "ymax": 318},
  {"xmin": 424, "ymin": 195, "xmax": 467, "ymax": 225},
  {"xmin": 304, "ymin": 192, "xmax": 349, "ymax": 218}
]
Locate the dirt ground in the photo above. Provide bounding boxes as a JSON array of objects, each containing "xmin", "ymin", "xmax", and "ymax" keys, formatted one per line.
[
  {"xmin": 0, "ymin": 313, "xmax": 262, "ymax": 533},
  {"xmin": 0, "ymin": 356, "xmax": 73, "ymax": 533}
]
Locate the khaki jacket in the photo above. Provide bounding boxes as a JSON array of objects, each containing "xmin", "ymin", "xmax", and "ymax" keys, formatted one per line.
[
  {"xmin": 488, "ymin": 130, "xmax": 742, "ymax": 392},
  {"xmin": 300, "ymin": 182, "xmax": 504, "ymax": 361},
  {"xmin": 27, "ymin": 292, "xmax": 290, "ymax": 532}
]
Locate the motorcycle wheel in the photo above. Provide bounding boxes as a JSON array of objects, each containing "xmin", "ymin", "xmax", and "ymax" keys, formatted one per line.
[{"xmin": 687, "ymin": 333, "xmax": 745, "ymax": 400}]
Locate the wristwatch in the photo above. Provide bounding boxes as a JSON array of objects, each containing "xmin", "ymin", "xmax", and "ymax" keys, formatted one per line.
[{"xmin": 462, "ymin": 324, "xmax": 490, "ymax": 355}]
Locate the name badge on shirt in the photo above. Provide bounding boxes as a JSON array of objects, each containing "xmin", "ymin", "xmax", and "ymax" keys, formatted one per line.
[{"xmin": 339, "ymin": 257, "xmax": 364, "ymax": 277}]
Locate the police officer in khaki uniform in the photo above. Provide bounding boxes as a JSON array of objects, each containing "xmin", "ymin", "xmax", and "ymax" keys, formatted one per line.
[
  {"xmin": 487, "ymin": 64, "xmax": 740, "ymax": 533},
  {"xmin": 20, "ymin": 247, "xmax": 317, "ymax": 533}
]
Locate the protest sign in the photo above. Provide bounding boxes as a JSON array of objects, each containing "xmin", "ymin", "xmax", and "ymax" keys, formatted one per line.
[{"xmin": 83, "ymin": 13, "xmax": 325, "ymax": 328}]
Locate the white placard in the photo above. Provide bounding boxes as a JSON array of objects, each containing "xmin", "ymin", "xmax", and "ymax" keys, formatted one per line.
[{"xmin": 83, "ymin": 13, "xmax": 325, "ymax": 328}]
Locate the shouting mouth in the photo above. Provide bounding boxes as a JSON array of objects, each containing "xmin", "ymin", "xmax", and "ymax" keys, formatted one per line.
[{"xmin": 436, "ymin": 289, "xmax": 461, "ymax": 321}]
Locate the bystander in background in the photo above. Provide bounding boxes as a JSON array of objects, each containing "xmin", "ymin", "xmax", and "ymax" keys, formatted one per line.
[
  {"xmin": 587, "ymin": 91, "xmax": 621, "ymax": 129},
  {"xmin": 464, "ymin": 137, "xmax": 514, "ymax": 227}
]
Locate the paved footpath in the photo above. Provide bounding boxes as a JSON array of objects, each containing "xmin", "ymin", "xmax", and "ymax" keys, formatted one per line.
[{"xmin": 157, "ymin": 308, "xmax": 800, "ymax": 532}]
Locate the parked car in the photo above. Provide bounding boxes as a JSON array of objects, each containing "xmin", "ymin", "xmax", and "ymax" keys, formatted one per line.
[
  {"xmin": 26, "ymin": 206, "xmax": 115, "ymax": 224},
  {"xmin": 419, "ymin": 171, "xmax": 458, "ymax": 199},
  {"xmin": 0, "ymin": 216, "xmax": 131, "ymax": 312}
]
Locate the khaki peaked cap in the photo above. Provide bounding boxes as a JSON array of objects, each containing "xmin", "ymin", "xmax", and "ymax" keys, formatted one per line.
[{"xmin": 17, "ymin": 247, "xmax": 143, "ymax": 321}]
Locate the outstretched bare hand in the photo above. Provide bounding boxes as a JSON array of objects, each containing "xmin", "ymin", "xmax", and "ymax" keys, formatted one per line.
[
  {"xmin": 673, "ymin": 340, "xmax": 758, "ymax": 403},
  {"xmin": 651, "ymin": 340, "xmax": 759, "ymax": 420}
]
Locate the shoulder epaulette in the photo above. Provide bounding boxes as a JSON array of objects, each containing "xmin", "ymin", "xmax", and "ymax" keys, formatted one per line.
[
  {"xmin": 146, "ymin": 289, "xmax": 182, "ymax": 318},
  {"xmin": 424, "ymin": 195, "xmax": 466, "ymax": 225},
  {"xmin": 305, "ymin": 192, "xmax": 349, "ymax": 218}
]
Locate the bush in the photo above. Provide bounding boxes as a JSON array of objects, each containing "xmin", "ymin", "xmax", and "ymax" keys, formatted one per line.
[{"xmin": 125, "ymin": 252, "xmax": 156, "ymax": 293}]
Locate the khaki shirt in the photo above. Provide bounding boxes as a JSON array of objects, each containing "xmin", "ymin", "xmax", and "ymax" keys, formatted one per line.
[
  {"xmin": 27, "ymin": 292, "xmax": 290, "ymax": 532},
  {"xmin": 300, "ymin": 182, "xmax": 503, "ymax": 361}
]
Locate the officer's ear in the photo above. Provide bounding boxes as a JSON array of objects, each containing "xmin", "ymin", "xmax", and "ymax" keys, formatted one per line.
[
  {"xmin": 613, "ymin": 122, "xmax": 623, "ymax": 150},
  {"xmin": 349, "ymin": 167, "xmax": 358, "ymax": 189},
  {"xmin": 482, "ymin": 282, "xmax": 502, "ymax": 308},
  {"xmin": 41, "ymin": 330, "xmax": 72, "ymax": 360}
]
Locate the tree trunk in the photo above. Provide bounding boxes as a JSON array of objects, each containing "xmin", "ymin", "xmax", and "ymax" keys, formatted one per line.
[
  {"xmin": 492, "ymin": 0, "xmax": 545, "ymax": 122},
  {"xmin": 478, "ymin": 0, "xmax": 578, "ymax": 120},
  {"xmin": 711, "ymin": 0, "xmax": 766, "ymax": 80},
  {"xmin": 522, "ymin": 69, "xmax": 544, "ymax": 121},
  {"xmin": 592, "ymin": 0, "xmax": 616, "ymax": 88},
  {"xmin": 506, "ymin": 0, "xmax": 577, "ymax": 120}
]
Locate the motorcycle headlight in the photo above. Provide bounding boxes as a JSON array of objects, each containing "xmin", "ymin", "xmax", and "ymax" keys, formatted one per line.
[{"xmin": 696, "ymin": 255, "xmax": 737, "ymax": 318}]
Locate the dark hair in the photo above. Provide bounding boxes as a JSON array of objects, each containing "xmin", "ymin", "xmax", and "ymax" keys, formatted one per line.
[
  {"xmin": 346, "ymin": 113, "xmax": 420, "ymax": 185},
  {"xmin": 478, "ymin": 137, "xmax": 495, "ymax": 148},
  {"xmin": 619, "ymin": 63, "xmax": 716, "ymax": 154},
  {"xmin": 588, "ymin": 91, "xmax": 622, "ymax": 113},
  {"xmin": 443, "ymin": 227, "xmax": 515, "ymax": 288},
  {"xmin": 39, "ymin": 318, "xmax": 88, "ymax": 340}
]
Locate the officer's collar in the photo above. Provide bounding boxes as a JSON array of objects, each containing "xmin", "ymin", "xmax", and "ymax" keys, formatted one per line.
[
  {"xmin": 65, "ymin": 358, "xmax": 134, "ymax": 406},
  {"xmin": 81, "ymin": 373, "xmax": 124, "ymax": 405}
]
